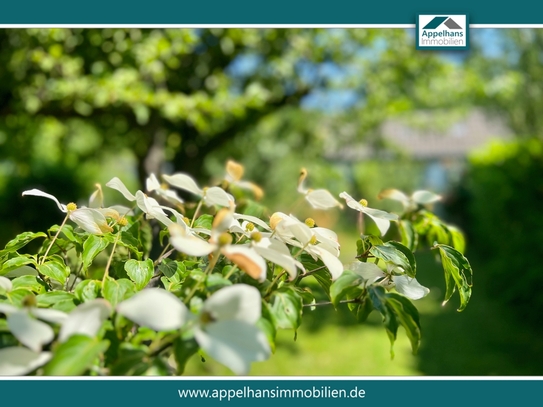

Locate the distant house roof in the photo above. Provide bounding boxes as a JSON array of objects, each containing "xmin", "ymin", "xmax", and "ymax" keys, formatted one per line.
[{"xmin": 328, "ymin": 109, "xmax": 512, "ymax": 161}]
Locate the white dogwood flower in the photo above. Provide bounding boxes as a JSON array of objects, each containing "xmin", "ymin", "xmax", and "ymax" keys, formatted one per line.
[
  {"xmin": 339, "ymin": 191, "xmax": 398, "ymax": 236},
  {"xmin": 116, "ymin": 285, "xmax": 270, "ymax": 375},
  {"xmin": 297, "ymin": 168, "xmax": 343, "ymax": 210},
  {"xmin": 105, "ymin": 177, "xmax": 173, "ymax": 227},
  {"xmin": 378, "ymin": 189, "xmax": 442, "ymax": 212},
  {"xmin": 269, "ymin": 212, "xmax": 343, "ymax": 280},
  {"xmin": 169, "ymin": 208, "xmax": 267, "ymax": 282},
  {"xmin": 22, "ymin": 189, "xmax": 113, "ymax": 234},
  {"xmin": 0, "ymin": 299, "xmax": 67, "ymax": 353},
  {"xmin": 146, "ymin": 173, "xmax": 184, "ymax": 206},
  {"xmin": 163, "ymin": 172, "xmax": 235, "ymax": 207}
]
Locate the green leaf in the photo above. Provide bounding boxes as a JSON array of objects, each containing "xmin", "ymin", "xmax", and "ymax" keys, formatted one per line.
[
  {"xmin": 268, "ymin": 286, "xmax": 303, "ymax": 331},
  {"xmin": 50, "ymin": 224, "xmax": 82, "ymax": 245},
  {"xmin": 118, "ymin": 232, "xmax": 143, "ymax": 260},
  {"xmin": 386, "ymin": 241, "xmax": 417, "ymax": 278},
  {"xmin": 161, "ymin": 277, "xmax": 182, "ymax": 292},
  {"xmin": 256, "ymin": 314, "xmax": 277, "ymax": 353},
  {"xmin": 10, "ymin": 275, "xmax": 47, "ymax": 294},
  {"xmin": 44, "ymin": 335, "xmax": 109, "ymax": 375},
  {"xmin": 368, "ymin": 285, "xmax": 399, "ymax": 358},
  {"xmin": 447, "ymin": 226, "xmax": 466, "ymax": 254},
  {"xmin": 36, "ymin": 291, "xmax": 77, "ymax": 310},
  {"xmin": 74, "ymin": 280, "xmax": 102, "ymax": 302},
  {"xmin": 0, "ymin": 231, "xmax": 47, "ymax": 255},
  {"xmin": 193, "ymin": 214, "xmax": 213, "ymax": 231},
  {"xmin": 434, "ymin": 244, "xmax": 473, "ymax": 312},
  {"xmin": 205, "ymin": 273, "xmax": 232, "ymax": 292},
  {"xmin": 37, "ymin": 260, "xmax": 70, "ymax": 285},
  {"xmin": 110, "ymin": 345, "xmax": 150, "ymax": 376},
  {"xmin": 300, "ymin": 254, "xmax": 332, "ymax": 297},
  {"xmin": 82, "ymin": 235, "xmax": 110, "ymax": 270},
  {"xmin": 347, "ymin": 294, "xmax": 374, "ymax": 322},
  {"xmin": 385, "ymin": 292, "xmax": 421, "ymax": 354},
  {"xmin": 370, "ymin": 243, "xmax": 414, "ymax": 277},
  {"xmin": 0, "ymin": 255, "xmax": 37, "ymax": 275},
  {"xmin": 173, "ymin": 337, "xmax": 199, "ymax": 375},
  {"xmin": 329, "ymin": 270, "xmax": 365, "ymax": 307},
  {"xmin": 124, "ymin": 259, "xmax": 154, "ymax": 290},
  {"xmin": 0, "ymin": 288, "xmax": 33, "ymax": 306},
  {"xmin": 399, "ymin": 220, "xmax": 418, "ymax": 252},
  {"xmin": 102, "ymin": 277, "xmax": 136, "ymax": 308},
  {"xmin": 158, "ymin": 259, "xmax": 185, "ymax": 280}
]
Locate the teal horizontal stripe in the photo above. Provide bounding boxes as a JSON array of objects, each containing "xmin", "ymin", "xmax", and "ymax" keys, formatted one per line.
[
  {"xmin": 0, "ymin": 379, "xmax": 542, "ymax": 407},
  {"xmin": 1, "ymin": 0, "xmax": 543, "ymax": 24}
]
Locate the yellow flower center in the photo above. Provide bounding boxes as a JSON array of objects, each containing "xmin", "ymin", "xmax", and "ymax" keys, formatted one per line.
[
  {"xmin": 359, "ymin": 199, "xmax": 368, "ymax": 207},
  {"xmin": 118, "ymin": 217, "xmax": 128, "ymax": 226},
  {"xmin": 66, "ymin": 202, "xmax": 77, "ymax": 212},
  {"xmin": 22, "ymin": 294, "xmax": 37, "ymax": 308},
  {"xmin": 200, "ymin": 311, "xmax": 216, "ymax": 324},
  {"xmin": 251, "ymin": 231, "xmax": 262, "ymax": 242},
  {"xmin": 218, "ymin": 232, "xmax": 233, "ymax": 247},
  {"xmin": 304, "ymin": 218, "xmax": 316, "ymax": 228},
  {"xmin": 309, "ymin": 235, "xmax": 318, "ymax": 245},
  {"xmin": 245, "ymin": 222, "xmax": 255, "ymax": 232}
]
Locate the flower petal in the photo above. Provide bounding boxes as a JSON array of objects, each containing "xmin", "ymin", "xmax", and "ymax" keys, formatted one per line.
[
  {"xmin": 305, "ymin": 189, "xmax": 343, "ymax": 210},
  {"xmin": 0, "ymin": 303, "xmax": 18, "ymax": 315},
  {"xmin": 309, "ymin": 245, "xmax": 344, "ymax": 280},
  {"xmin": 105, "ymin": 177, "xmax": 136, "ymax": 201},
  {"xmin": 58, "ymin": 299, "xmax": 111, "ymax": 342},
  {"xmin": 22, "ymin": 189, "xmax": 67, "ymax": 212},
  {"xmin": 0, "ymin": 276, "xmax": 13, "ymax": 293},
  {"xmin": 69, "ymin": 208, "xmax": 112, "ymax": 234},
  {"xmin": 221, "ymin": 245, "xmax": 267, "ymax": 282},
  {"xmin": 117, "ymin": 288, "xmax": 189, "ymax": 331},
  {"xmin": 146, "ymin": 173, "xmax": 161, "ymax": 192},
  {"xmin": 378, "ymin": 189, "xmax": 410, "ymax": 208},
  {"xmin": 8, "ymin": 311, "xmax": 54, "ymax": 352},
  {"xmin": 169, "ymin": 223, "xmax": 215, "ymax": 257},
  {"xmin": 254, "ymin": 242, "xmax": 300, "ymax": 280},
  {"xmin": 31, "ymin": 308, "xmax": 68, "ymax": 324},
  {"xmin": 361, "ymin": 207, "xmax": 398, "ymax": 236},
  {"xmin": 0, "ymin": 347, "xmax": 52, "ymax": 376},
  {"xmin": 163, "ymin": 173, "xmax": 203, "ymax": 196},
  {"xmin": 412, "ymin": 190, "xmax": 442, "ymax": 205},
  {"xmin": 203, "ymin": 284, "xmax": 262, "ymax": 324},
  {"xmin": 204, "ymin": 187, "xmax": 235, "ymax": 207},
  {"xmin": 393, "ymin": 275, "xmax": 430, "ymax": 300},
  {"xmin": 194, "ymin": 320, "xmax": 271, "ymax": 375},
  {"xmin": 339, "ymin": 191, "xmax": 364, "ymax": 212},
  {"xmin": 350, "ymin": 261, "xmax": 385, "ymax": 282}
]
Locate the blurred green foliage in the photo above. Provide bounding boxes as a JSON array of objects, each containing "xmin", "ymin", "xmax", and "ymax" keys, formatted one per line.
[
  {"xmin": 451, "ymin": 138, "xmax": 543, "ymax": 322},
  {"xmin": 0, "ymin": 28, "xmax": 474, "ymax": 245}
]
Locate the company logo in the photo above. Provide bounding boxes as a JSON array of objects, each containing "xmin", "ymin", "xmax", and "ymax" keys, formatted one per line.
[{"xmin": 417, "ymin": 14, "xmax": 469, "ymax": 50}]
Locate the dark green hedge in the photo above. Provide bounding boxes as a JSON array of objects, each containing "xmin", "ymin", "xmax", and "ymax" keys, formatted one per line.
[{"xmin": 450, "ymin": 138, "xmax": 543, "ymax": 321}]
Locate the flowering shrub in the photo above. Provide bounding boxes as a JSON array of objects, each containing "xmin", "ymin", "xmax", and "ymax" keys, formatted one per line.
[{"xmin": 0, "ymin": 161, "xmax": 472, "ymax": 375}]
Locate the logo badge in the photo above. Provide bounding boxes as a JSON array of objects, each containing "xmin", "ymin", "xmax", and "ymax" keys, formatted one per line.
[{"xmin": 417, "ymin": 14, "xmax": 469, "ymax": 50}]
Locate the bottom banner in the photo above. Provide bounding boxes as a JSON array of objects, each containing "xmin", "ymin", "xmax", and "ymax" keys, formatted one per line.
[{"xmin": 0, "ymin": 378, "xmax": 540, "ymax": 406}]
